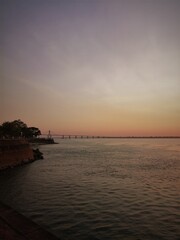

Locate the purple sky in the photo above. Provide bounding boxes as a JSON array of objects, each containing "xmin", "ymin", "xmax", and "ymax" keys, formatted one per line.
[{"xmin": 1, "ymin": 0, "xmax": 180, "ymax": 136}]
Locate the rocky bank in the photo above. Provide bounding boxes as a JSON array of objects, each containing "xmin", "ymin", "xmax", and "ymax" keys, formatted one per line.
[{"xmin": 0, "ymin": 139, "xmax": 42, "ymax": 170}]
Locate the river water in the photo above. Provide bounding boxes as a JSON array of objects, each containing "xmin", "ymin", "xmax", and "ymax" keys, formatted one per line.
[{"xmin": 0, "ymin": 138, "xmax": 179, "ymax": 240}]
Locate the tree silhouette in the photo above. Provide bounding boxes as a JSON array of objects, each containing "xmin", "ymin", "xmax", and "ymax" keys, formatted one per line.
[{"xmin": 0, "ymin": 120, "xmax": 41, "ymax": 138}]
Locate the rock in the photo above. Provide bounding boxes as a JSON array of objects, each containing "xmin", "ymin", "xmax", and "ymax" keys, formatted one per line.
[{"xmin": 33, "ymin": 148, "xmax": 43, "ymax": 160}]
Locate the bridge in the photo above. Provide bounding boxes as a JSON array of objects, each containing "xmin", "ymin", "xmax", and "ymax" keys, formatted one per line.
[
  {"xmin": 46, "ymin": 134, "xmax": 104, "ymax": 139},
  {"xmin": 41, "ymin": 133, "xmax": 180, "ymax": 139}
]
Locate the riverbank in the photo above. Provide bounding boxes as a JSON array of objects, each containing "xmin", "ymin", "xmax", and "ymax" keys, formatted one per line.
[
  {"xmin": 28, "ymin": 137, "xmax": 57, "ymax": 144},
  {"xmin": 0, "ymin": 139, "xmax": 34, "ymax": 170},
  {"xmin": 0, "ymin": 202, "xmax": 58, "ymax": 240},
  {"xmin": 0, "ymin": 139, "xmax": 43, "ymax": 171}
]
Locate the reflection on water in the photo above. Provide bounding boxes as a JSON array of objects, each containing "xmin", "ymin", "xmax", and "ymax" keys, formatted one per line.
[{"xmin": 0, "ymin": 139, "xmax": 180, "ymax": 240}]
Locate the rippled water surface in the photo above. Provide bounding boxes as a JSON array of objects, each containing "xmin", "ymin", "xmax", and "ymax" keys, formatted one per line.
[{"xmin": 0, "ymin": 139, "xmax": 180, "ymax": 239}]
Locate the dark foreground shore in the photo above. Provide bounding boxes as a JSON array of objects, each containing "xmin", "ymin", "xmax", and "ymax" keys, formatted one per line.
[{"xmin": 0, "ymin": 202, "xmax": 58, "ymax": 240}]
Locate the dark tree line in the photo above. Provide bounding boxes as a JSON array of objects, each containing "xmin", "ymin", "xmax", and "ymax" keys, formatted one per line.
[{"xmin": 0, "ymin": 120, "xmax": 41, "ymax": 139}]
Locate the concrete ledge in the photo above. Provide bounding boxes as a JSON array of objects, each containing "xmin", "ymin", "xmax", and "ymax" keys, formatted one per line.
[{"xmin": 0, "ymin": 202, "xmax": 58, "ymax": 240}]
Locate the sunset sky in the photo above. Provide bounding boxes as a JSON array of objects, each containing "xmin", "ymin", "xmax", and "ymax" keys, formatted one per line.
[{"xmin": 1, "ymin": 0, "xmax": 180, "ymax": 136}]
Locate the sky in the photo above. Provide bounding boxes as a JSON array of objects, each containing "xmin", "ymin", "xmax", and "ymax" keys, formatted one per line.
[{"xmin": 1, "ymin": 0, "xmax": 180, "ymax": 136}]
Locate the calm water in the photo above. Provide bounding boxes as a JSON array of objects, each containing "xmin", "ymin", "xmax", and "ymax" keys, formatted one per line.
[{"xmin": 0, "ymin": 139, "xmax": 180, "ymax": 240}]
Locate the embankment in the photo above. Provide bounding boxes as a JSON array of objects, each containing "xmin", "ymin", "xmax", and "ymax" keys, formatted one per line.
[
  {"xmin": 0, "ymin": 139, "xmax": 35, "ymax": 170},
  {"xmin": 0, "ymin": 202, "xmax": 58, "ymax": 239},
  {"xmin": 29, "ymin": 137, "xmax": 56, "ymax": 144}
]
